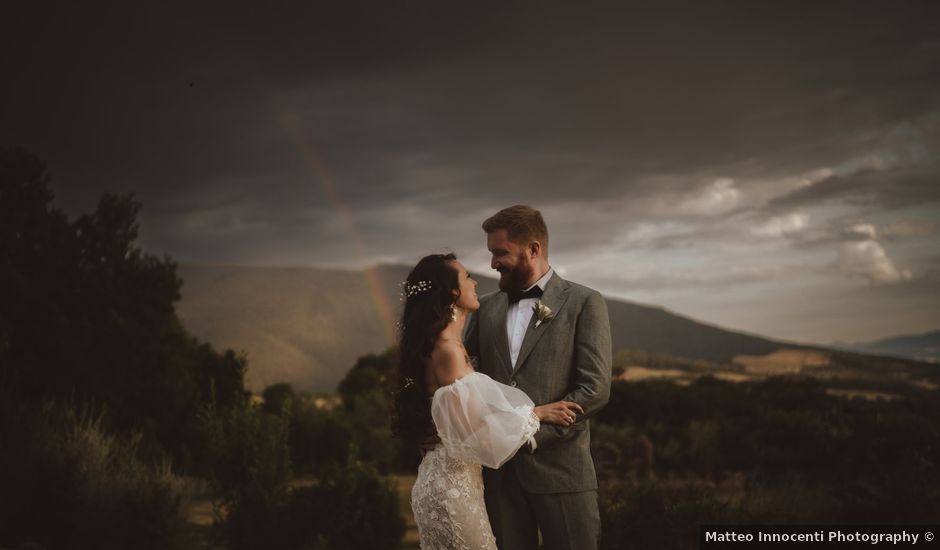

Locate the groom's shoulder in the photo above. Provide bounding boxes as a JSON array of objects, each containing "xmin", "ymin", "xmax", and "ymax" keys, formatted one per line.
[{"xmin": 558, "ymin": 277, "xmax": 604, "ymax": 303}]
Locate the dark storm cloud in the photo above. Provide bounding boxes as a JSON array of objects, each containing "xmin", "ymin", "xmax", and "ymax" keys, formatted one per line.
[
  {"xmin": 1, "ymin": 2, "xmax": 513, "ymax": 211},
  {"xmin": 4, "ymin": 1, "xmax": 940, "ymax": 342},
  {"xmin": 765, "ymin": 163, "xmax": 940, "ymax": 214},
  {"xmin": 3, "ymin": 1, "xmax": 939, "ymax": 267}
]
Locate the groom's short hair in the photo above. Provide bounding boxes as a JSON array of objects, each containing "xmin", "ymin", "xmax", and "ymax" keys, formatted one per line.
[{"xmin": 482, "ymin": 205, "xmax": 549, "ymax": 254}]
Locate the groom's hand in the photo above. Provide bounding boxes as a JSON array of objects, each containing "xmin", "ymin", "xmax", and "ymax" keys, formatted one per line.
[{"xmin": 534, "ymin": 401, "xmax": 584, "ymax": 427}]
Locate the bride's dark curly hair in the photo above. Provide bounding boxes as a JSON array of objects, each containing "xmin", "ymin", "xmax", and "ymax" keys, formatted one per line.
[{"xmin": 391, "ymin": 253, "xmax": 460, "ymax": 443}]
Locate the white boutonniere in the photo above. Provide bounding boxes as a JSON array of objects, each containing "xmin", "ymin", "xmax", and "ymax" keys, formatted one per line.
[{"xmin": 532, "ymin": 300, "xmax": 553, "ymax": 328}]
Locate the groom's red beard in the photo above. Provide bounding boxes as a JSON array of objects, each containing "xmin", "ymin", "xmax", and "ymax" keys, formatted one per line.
[{"xmin": 497, "ymin": 264, "xmax": 530, "ymax": 293}]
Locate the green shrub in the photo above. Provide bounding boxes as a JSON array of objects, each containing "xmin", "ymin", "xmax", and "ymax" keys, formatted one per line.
[
  {"xmin": 288, "ymin": 397, "xmax": 354, "ymax": 475},
  {"xmin": 262, "ymin": 382, "xmax": 297, "ymax": 417},
  {"xmin": 198, "ymin": 390, "xmax": 292, "ymax": 549},
  {"xmin": 0, "ymin": 397, "xmax": 188, "ymax": 549},
  {"xmin": 600, "ymin": 479, "xmax": 731, "ymax": 550},
  {"xmin": 342, "ymin": 391, "xmax": 401, "ymax": 474},
  {"xmin": 294, "ymin": 462, "xmax": 406, "ymax": 550},
  {"xmin": 198, "ymin": 389, "xmax": 404, "ymax": 550}
]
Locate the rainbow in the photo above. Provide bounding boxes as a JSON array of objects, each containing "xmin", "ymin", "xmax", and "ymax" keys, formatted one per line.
[{"xmin": 275, "ymin": 109, "xmax": 397, "ymax": 347}]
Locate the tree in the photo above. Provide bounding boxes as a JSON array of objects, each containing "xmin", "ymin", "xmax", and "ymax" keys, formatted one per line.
[
  {"xmin": 262, "ymin": 382, "xmax": 297, "ymax": 417},
  {"xmin": 0, "ymin": 147, "xmax": 247, "ymax": 470}
]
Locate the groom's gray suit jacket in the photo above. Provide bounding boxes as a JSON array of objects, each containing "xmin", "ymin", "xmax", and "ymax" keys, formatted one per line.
[{"xmin": 465, "ymin": 272, "xmax": 612, "ymax": 494}]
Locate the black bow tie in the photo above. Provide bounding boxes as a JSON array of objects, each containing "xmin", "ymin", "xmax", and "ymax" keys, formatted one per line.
[{"xmin": 507, "ymin": 286, "xmax": 543, "ymax": 304}]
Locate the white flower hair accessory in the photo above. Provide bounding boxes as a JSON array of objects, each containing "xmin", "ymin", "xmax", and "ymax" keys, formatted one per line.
[
  {"xmin": 400, "ymin": 280, "xmax": 433, "ymax": 300},
  {"xmin": 532, "ymin": 300, "xmax": 553, "ymax": 328}
]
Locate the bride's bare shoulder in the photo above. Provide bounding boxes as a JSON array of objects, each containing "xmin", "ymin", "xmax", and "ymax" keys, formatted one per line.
[{"xmin": 429, "ymin": 339, "xmax": 470, "ymax": 386}]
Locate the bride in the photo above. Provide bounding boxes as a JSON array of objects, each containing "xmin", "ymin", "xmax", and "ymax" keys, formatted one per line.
[{"xmin": 392, "ymin": 253, "xmax": 582, "ymax": 550}]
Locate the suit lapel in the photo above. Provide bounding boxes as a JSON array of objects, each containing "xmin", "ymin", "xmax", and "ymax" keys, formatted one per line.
[
  {"xmin": 514, "ymin": 273, "xmax": 570, "ymax": 372},
  {"xmin": 489, "ymin": 292, "xmax": 513, "ymax": 377}
]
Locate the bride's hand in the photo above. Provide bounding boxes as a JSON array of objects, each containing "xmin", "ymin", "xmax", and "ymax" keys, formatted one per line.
[{"xmin": 534, "ymin": 401, "xmax": 584, "ymax": 426}]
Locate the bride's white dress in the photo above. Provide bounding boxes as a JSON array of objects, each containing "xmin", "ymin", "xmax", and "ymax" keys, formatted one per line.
[{"xmin": 411, "ymin": 371, "xmax": 540, "ymax": 550}]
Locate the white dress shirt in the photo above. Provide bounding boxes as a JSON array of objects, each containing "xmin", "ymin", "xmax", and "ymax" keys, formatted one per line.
[{"xmin": 506, "ymin": 267, "xmax": 554, "ymax": 369}]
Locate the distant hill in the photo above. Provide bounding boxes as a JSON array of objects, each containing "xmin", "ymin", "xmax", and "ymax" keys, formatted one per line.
[
  {"xmin": 177, "ymin": 263, "xmax": 388, "ymax": 393},
  {"xmin": 176, "ymin": 263, "xmax": 938, "ymax": 393},
  {"xmin": 833, "ymin": 330, "xmax": 940, "ymax": 363}
]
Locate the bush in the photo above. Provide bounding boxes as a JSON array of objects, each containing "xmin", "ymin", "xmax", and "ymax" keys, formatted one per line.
[
  {"xmin": 600, "ymin": 479, "xmax": 731, "ymax": 550},
  {"xmin": 258, "ymin": 383, "xmax": 358, "ymax": 476},
  {"xmin": 593, "ymin": 378, "xmax": 940, "ymax": 527},
  {"xmin": 288, "ymin": 462, "xmax": 406, "ymax": 550},
  {"xmin": 198, "ymin": 389, "xmax": 404, "ymax": 549},
  {"xmin": 262, "ymin": 382, "xmax": 297, "ymax": 417},
  {"xmin": 342, "ymin": 390, "xmax": 401, "ymax": 473},
  {"xmin": 198, "ymin": 390, "xmax": 293, "ymax": 549},
  {"xmin": 288, "ymin": 397, "xmax": 354, "ymax": 475},
  {"xmin": 0, "ymin": 397, "xmax": 188, "ymax": 549},
  {"xmin": 598, "ymin": 476, "xmax": 853, "ymax": 549},
  {"xmin": 335, "ymin": 347, "xmax": 419, "ymax": 474}
]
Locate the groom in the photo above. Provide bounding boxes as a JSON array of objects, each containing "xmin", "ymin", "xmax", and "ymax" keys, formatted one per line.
[{"xmin": 465, "ymin": 205, "xmax": 612, "ymax": 550}]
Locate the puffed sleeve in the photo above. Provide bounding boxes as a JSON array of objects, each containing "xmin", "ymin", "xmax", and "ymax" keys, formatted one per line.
[{"xmin": 431, "ymin": 372, "xmax": 540, "ymax": 469}]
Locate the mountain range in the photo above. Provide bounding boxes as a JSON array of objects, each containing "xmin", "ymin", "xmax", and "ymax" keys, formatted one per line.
[
  {"xmin": 833, "ymin": 330, "xmax": 940, "ymax": 363},
  {"xmin": 176, "ymin": 263, "xmax": 938, "ymax": 393}
]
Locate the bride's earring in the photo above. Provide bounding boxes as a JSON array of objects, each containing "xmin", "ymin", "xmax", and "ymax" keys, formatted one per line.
[{"xmin": 450, "ymin": 303, "xmax": 458, "ymax": 322}]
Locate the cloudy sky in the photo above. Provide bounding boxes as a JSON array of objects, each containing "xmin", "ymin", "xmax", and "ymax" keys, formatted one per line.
[{"xmin": 3, "ymin": 1, "xmax": 939, "ymax": 344}]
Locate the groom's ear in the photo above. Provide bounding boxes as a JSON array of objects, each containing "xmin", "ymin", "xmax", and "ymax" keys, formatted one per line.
[{"xmin": 527, "ymin": 240, "xmax": 542, "ymax": 258}]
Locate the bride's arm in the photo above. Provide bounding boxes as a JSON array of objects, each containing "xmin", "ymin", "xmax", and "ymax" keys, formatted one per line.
[
  {"xmin": 431, "ymin": 339, "xmax": 582, "ymax": 427},
  {"xmin": 430, "ymin": 369, "xmax": 541, "ymax": 469}
]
